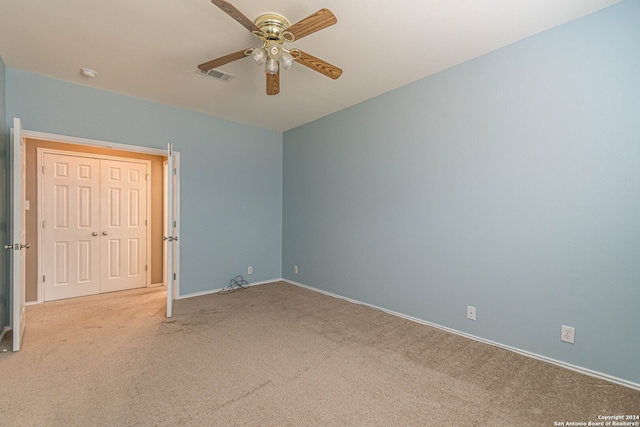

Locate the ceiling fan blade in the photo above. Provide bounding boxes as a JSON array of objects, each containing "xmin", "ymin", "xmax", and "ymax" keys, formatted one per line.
[
  {"xmin": 266, "ymin": 70, "xmax": 280, "ymax": 95},
  {"xmin": 294, "ymin": 50, "xmax": 342, "ymax": 80},
  {"xmin": 287, "ymin": 8, "xmax": 337, "ymax": 41},
  {"xmin": 211, "ymin": 0, "xmax": 261, "ymax": 33},
  {"xmin": 198, "ymin": 49, "xmax": 248, "ymax": 71}
]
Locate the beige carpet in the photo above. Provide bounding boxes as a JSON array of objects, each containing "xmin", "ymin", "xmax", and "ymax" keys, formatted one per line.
[{"xmin": 0, "ymin": 281, "xmax": 638, "ymax": 426}]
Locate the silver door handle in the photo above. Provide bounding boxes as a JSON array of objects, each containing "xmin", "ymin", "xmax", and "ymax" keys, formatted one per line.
[
  {"xmin": 92, "ymin": 232, "xmax": 99, "ymax": 236},
  {"xmin": 3, "ymin": 243, "xmax": 29, "ymax": 250},
  {"xmin": 102, "ymin": 231, "xmax": 108, "ymax": 236}
]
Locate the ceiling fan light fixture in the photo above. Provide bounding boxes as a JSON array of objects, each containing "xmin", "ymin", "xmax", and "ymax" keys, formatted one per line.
[
  {"xmin": 266, "ymin": 42, "xmax": 283, "ymax": 60},
  {"xmin": 251, "ymin": 48, "xmax": 267, "ymax": 66},
  {"xmin": 266, "ymin": 58, "xmax": 279, "ymax": 74},
  {"xmin": 280, "ymin": 52, "xmax": 294, "ymax": 70}
]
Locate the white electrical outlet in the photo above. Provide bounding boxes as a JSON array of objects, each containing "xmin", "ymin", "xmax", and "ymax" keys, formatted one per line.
[
  {"xmin": 466, "ymin": 305, "xmax": 476, "ymax": 321},
  {"xmin": 294, "ymin": 265, "xmax": 298, "ymax": 274},
  {"xmin": 561, "ymin": 325, "xmax": 575, "ymax": 344},
  {"xmin": 247, "ymin": 266, "xmax": 253, "ymax": 275}
]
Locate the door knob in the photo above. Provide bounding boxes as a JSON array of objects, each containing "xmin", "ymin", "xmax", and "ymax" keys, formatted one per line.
[
  {"xmin": 21, "ymin": 243, "xmax": 30, "ymax": 249},
  {"xmin": 92, "ymin": 232, "xmax": 99, "ymax": 236},
  {"xmin": 102, "ymin": 231, "xmax": 108, "ymax": 236}
]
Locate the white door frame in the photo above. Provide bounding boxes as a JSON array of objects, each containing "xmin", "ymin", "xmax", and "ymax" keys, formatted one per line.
[
  {"xmin": 36, "ymin": 148, "xmax": 152, "ymax": 302},
  {"xmin": 22, "ymin": 129, "xmax": 181, "ymax": 301}
]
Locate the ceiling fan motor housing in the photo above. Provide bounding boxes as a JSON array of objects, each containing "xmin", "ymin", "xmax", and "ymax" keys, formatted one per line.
[{"xmin": 254, "ymin": 13, "xmax": 291, "ymax": 41}]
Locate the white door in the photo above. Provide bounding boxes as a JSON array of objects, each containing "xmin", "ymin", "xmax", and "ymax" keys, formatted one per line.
[
  {"xmin": 100, "ymin": 159, "xmax": 148, "ymax": 293},
  {"xmin": 42, "ymin": 153, "xmax": 101, "ymax": 301},
  {"xmin": 9, "ymin": 118, "xmax": 27, "ymax": 351},
  {"xmin": 166, "ymin": 143, "xmax": 176, "ymax": 317},
  {"xmin": 163, "ymin": 161, "xmax": 168, "ymax": 290},
  {"xmin": 42, "ymin": 153, "xmax": 149, "ymax": 300}
]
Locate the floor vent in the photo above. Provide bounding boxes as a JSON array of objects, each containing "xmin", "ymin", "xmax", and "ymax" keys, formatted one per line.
[{"xmin": 197, "ymin": 68, "xmax": 234, "ymax": 82}]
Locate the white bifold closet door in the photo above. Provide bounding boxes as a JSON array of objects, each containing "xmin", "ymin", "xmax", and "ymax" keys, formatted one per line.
[
  {"xmin": 99, "ymin": 158, "xmax": 148, "ymax": 293},
  {"xmin": 43, "ymin": 152, "xmax": 148, "ymax": 301}
]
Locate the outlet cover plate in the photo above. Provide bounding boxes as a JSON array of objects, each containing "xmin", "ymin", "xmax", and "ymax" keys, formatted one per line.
[
  {"xmin": 467, "ymin": 305, "xmax": 476, "ymax": 321},
  {"xmin": 561, "ymin": 325, "xmax": 575, "ymax": 344}
]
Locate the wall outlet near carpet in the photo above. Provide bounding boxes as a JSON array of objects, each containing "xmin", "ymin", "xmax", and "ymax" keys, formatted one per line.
[
  {"xmin": 247, "ymin": 266, "xmax": 253, "ymax": 275},
  {"xmin": 294, "ymin": 265, "xmax": 298, "ymax": 274},
  {"xmin": 561, "ymin": 325, "xmax": 575, "ymax": 344},
  {"xmin": 466, "ymin": 305, "xmax": 476, "ymax": 321}
]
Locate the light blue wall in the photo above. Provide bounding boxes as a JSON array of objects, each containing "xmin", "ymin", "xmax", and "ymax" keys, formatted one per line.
[
  {"xmin": 0, "ymin": 55, "xmax": 6, "ymax": 329},
  {"xmin": 283, "ymin": 0, "xmax": 640, "ymax": 385},
  {"xmin": 6, "ymin": 70, "xmax": 283, "ymax": 295}
]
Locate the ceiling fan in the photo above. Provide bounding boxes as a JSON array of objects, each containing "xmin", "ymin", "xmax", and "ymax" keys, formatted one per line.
[{"xmin": 198, "ymin": 0, "xmax": 343, "ymax": 95}]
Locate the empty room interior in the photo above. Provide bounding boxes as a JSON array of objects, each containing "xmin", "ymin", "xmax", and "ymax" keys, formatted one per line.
[{"xmin": 1, "ymin": 0, "xmax": 639, "ymax": 425}]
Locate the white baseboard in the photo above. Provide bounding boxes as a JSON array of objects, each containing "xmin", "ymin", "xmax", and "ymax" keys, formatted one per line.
[
  {"xmin": 283, "ymin": 278, "xmax": 640, "ymax": 392},
  {"xmin": 175, "ymin": 278, "xmax": 280, "ymax": 300}
]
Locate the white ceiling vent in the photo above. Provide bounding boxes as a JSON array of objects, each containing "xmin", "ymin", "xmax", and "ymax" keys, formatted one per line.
[{"xmin": 197, "ymin": 68, "xmax": 234, "ymax": 82}]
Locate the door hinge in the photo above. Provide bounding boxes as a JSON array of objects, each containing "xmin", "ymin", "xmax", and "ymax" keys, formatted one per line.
[
  {"xmin": 42, "ymin": 220, "xmax": 46, "ymax": 228},
  {"xmin": 43, "ymin": 275, "xmax": 45, "ymax": 283},
  {"xmin": 145, "ymin": 265, "xmax": 148, "ymax": 271},
  {"xmin": 173, "ymin": 220, "xmax": 176, "ymax": 228},
  {"xmin": 173, "ymin": 168, "xmax": 177, "ymax": 175},
  {"xmin": 42, "ymin": 165, "xmax": 45, "ymax": 174},
  {"xmin": 173, "ymin": 273, "xmax": 176, "ymax": 280},
  {"xmin": 145, "ymin": 219, "xmax": 147, "ymax": 226},
  {"xmin": 146, "ymin": 174, "xmax": 149, "ymax": 181}
]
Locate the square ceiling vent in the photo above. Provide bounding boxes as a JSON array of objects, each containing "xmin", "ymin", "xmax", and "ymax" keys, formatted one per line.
[{"xmin": 197, "ymin": 68, "xmax": 234, "ymax": 82}]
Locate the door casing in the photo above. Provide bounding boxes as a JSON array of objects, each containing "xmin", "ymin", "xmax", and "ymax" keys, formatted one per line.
[{"xmin": 22, "ymin": 129, "xmax": 180, "ymax": 303}]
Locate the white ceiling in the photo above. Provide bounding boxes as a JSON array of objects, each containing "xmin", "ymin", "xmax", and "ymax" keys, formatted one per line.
[{"xmin": 0, "ymin": 0, "xmax": 621, "ymax": 132}]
